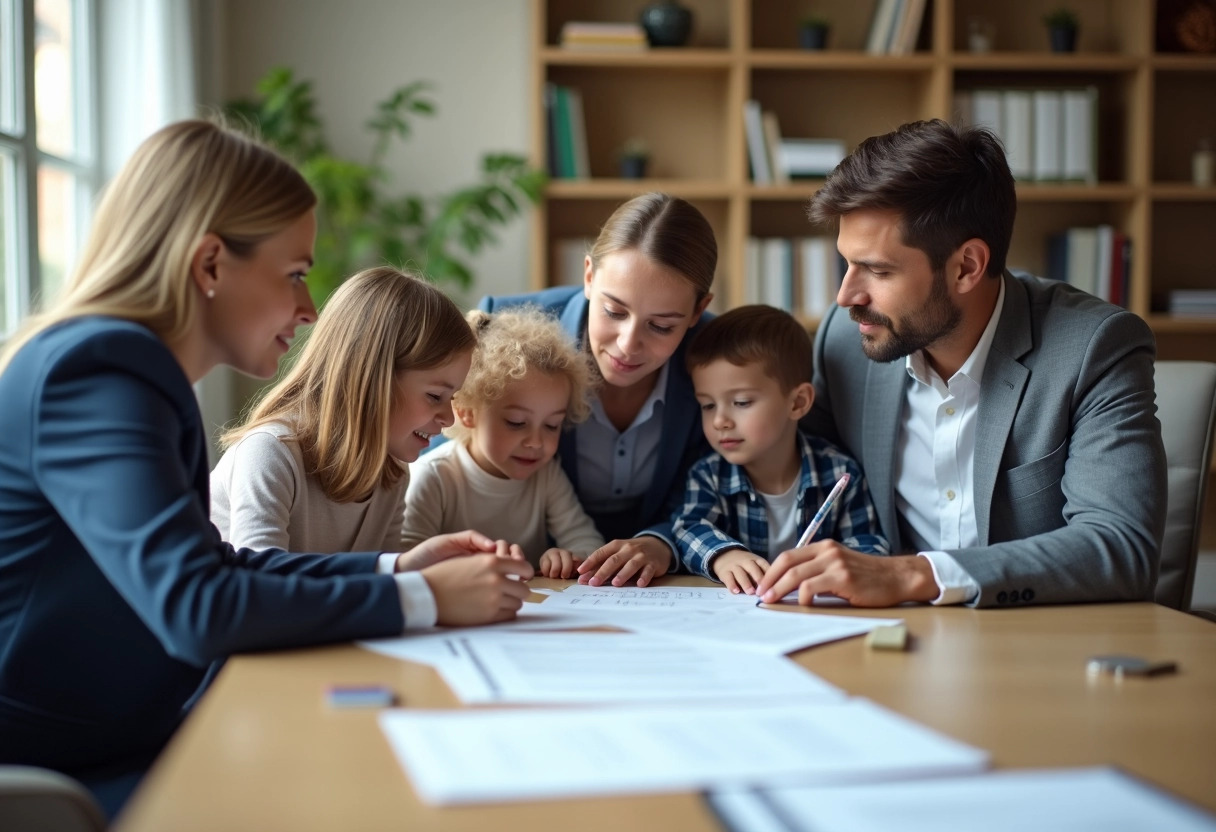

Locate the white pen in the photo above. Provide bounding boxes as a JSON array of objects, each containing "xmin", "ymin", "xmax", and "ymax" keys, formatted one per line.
[
  {"xmin": 756, "ymin": 472, "xmax": 852, "ymax": 606},
  {"xmin": 794, "ymin": 472, "xmax": 851, "ymax": 549}
]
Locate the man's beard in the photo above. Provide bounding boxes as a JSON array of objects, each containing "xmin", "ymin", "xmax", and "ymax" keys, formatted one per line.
[{"xmin": 849, "ymin": 269, "xmax": 962, "ymax": 363}]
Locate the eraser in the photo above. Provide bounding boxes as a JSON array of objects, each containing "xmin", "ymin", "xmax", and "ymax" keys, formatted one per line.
[
  {"xmin": 326, "ymin": 685, "xmax": 396, "ymax": 709},
  {"xmin": 866, "ymin": 624, "xmax": 908, "ymax": 651}
]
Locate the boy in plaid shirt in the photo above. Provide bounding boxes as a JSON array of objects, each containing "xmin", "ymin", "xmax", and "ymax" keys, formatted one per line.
[{"xmin": 674, "ymin": 305, "xmax": 888, "ymax": 594}]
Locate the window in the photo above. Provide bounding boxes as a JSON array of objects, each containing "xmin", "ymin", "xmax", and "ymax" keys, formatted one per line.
[{"xmin": 0, "ymin": 0, "xmax": 96, "ymax": 335}]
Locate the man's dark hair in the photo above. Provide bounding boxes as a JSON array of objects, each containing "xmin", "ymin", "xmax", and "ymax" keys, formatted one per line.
[{"xmin": 808, "ymin": 119, "xmax": 1016, "ymax": 277}]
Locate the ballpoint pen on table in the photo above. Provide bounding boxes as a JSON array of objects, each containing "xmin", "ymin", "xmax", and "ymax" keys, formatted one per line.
[{"xmin": 756, "ymin": 472, "xmax": 850, "ymax": 606}]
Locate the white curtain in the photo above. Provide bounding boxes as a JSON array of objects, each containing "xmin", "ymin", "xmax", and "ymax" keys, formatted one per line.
[{"xmin": 98, "ymin": 0, "xmax": 233, "ymax": 460}]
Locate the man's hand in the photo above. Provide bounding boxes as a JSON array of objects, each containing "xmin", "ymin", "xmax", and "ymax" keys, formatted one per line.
[
  {"xmin": 575, "ymin": 536, "xmax": 673, "ymax": 587},
  {"xmin": 711, "ymin": 549, "xmax": 769, "ymax": 595},
  {"xmin": 754, "ymin": 541, "xmax": 938, "ymax": 607}
]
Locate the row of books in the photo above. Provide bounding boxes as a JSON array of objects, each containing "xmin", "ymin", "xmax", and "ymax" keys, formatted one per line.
[
  {"xmin": 957, "ymin": 87, "xmax": 1098, "ymax": 183},
  {"xmin": 745, "ymin": 236, "xmax": 844, "ymax": 318},
  {"xmin": 1044, "ymin": 225, "xmax": 1131, "ymax": 307},
  {"xmin": 1164, "ymin": 290, "xmax": 1216, "ymax": 317},
  {"xmin": 559, "ymin": 21, "xmax": 647, "ymax": 51},
  {"xmin": 744, "ymin": 100, "xmax": 846, "ymax": 185},
  {"xmin": 544, "ymin": 83, "xmax": 589, "ymax": 179},
  {"xmin": 865, "ymin": 0, "xmax": 928, "ymax": 55}
]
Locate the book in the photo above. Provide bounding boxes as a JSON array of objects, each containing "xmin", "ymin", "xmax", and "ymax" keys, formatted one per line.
[
  {"xmin": 971, "ymin": 89, "xmax": 1003, "ymax": 137},
  {"xmin": 1001, "ymin": 90, "xmax": 1034, "ymax": 181},
  {"xmin": 552, "ymin": 85, "xmax": 575, "ymax": 178},
  {"xmin": 1095, "ymin": 224, "xmax": 1114, "ymax": 302},
  {"xmin": 1032, "ymin": 90, "xmax": 1063, "ymax": 182},
  {"xmin": 799, "ymin": 237, "xmax": 834, "ymax": 318},
  {"xmin": 744, "ymin": 100, "xmax": 772, "ymax": 184},
  {"xmin": 1063, "ymin": 86, "xmax": 1098, "ymax": 184},
  {"xmin": 560, "ymin": 21, "xmax": 647, "ymax": 51},
  {"xmin": 745, "ymin": 237, "xmax": 763, "ymax": 305},
  {"xmin": 761, "ymin": 239, "xmax": 793, "ymax": 310},
  {"xmin": 566, "ymin": 88, "xmax": 589, "ymax": 179},
  {"xmin": 778, "ymin": 139, "xmax": 846, "ymax": 178},
  {"xmin": 543, "ymin": 83, "xmax": 560, "ymax": 178},
  {"xmin": 1065, "ymin": 226, "xmax": 1099, "ymax": 296},
  {"xmin": 865, "ymin": 0, "xmax": 902, "ymax": 54},
  {"xmin": 761, "ymin": 111, "xmax": 788, "ymax": 185},
  {"xmin": 889, "ymin": 0, "xmax": 927, "ymax": 55}
]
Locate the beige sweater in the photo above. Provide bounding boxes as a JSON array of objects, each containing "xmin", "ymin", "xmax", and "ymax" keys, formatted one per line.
[
  {"xmin": 211, "ymin": 422, "xmax": 407, "ymax": 553},
  {"xmin": 404, "ymin": 440, "xmax": 604, "ymax": 566}
]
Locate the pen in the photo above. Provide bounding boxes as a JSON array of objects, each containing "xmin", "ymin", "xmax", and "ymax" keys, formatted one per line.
[
  {"xmin": 756, "ymin": 472, "xmax": 850, "ymax": 606},
  {"xmin": 795, "ymin": 472, "xmax": 850, "ymax": 549}
]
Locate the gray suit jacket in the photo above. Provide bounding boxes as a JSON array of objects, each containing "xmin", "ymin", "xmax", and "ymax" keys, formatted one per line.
[{"xmin": 804, "ymin": 271, "xmax": 1165, "ymax": 607}]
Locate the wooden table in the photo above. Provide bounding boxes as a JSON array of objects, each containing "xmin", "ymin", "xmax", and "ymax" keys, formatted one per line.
[{"xmin": 116, "ymin": 579, "xmax": 1216, "ymax": 831}]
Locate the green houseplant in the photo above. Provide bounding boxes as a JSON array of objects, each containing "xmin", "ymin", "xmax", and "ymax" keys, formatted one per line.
[
  {"xmin": 1043, "ymin": 8, "xmax": 1079, "ymax": 52},
  {"xmin": 225, "ymin": 68, "xmax": 546, "ymax": 306}
]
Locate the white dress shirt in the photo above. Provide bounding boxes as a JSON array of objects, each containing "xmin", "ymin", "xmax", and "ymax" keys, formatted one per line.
[
  {"xmin": 575, "ymin": 361, "xmax": 669, "ymax": 514},
  {"xmin": 896, "ymin": 279, "xmax": 1005, "ymax": 605}
]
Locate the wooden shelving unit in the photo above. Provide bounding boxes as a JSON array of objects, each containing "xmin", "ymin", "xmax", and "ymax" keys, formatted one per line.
[{"xmin": 530, "ymin": 0, "xmax": 1216, "ymax": 351}]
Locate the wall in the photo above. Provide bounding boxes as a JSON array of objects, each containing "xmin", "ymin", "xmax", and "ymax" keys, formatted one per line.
[{"xmin": 201, "ymin": 0, "xmax": 533, "ymax": 440}]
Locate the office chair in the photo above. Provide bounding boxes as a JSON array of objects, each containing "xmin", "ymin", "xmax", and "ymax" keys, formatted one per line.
[
  {"xmin": 1153, "ymin": 360, "xmax": 1216, "ymax": 611},
  {"xmin": 0, "ymin": 766, "xmax": 107, "ymax": 832}
]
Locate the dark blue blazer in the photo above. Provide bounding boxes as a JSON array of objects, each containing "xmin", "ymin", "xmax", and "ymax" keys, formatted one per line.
[
  {"xmin": 477, "ymin": 287, "xmax": 711, "ymax": 546},
  {"xmin": 0, "ymin": 318, "xmax": 405, "ymax": 774}
]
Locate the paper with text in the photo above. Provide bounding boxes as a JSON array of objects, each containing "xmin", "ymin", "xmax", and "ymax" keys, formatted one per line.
[
  {"xmin": 379, "ymin": 699, "xmax": 988, "ymax": 805},
  {"xmin": 434, "ymin": 630, "xmax": 844, "ymax": 704},
  {"xmin": 708, "ymin": 767, "xmax": 1216, "ymax": 832}
]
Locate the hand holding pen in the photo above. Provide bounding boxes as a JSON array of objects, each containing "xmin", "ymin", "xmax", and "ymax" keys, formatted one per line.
[{"xmin": 755, "ymin": 473, "xmax": 849, "ymax": 606}]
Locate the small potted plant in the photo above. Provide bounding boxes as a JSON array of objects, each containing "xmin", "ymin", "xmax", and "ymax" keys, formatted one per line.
[
  {"xmin": 618, "ymin": 138, "xmax": 650, "ymax": 179},
  {"xmin": 1043, "ymin": 8, "xmax": 1079, "ymax": 53},
  {"xmin": 798, "ymin": 16, "xmax": 831, "ymax": 51}
]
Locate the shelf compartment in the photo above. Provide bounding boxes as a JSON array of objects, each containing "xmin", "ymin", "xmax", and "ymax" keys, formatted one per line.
[
  {"xmin": 547, "ymin": 65, "xmax": 730, "ymax": 180},
  {"xmin": 952, "ymin": 0, "xmax": 1149, "ymax": 55},
  {"xmin": 543, "ymin": 0, "xmax": 730, "ymax": 48},
  {"xmin": 751, "ymin": 0, "xmax": 929, "ymax": 52},
  {"xmin": 1152, "ymin": 70, "xmax": 1216, "ymax": 183}
]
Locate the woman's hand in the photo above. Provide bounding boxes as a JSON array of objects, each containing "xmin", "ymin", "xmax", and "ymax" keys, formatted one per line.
[
  {"xmin": 575, "ymin": 536, "xmax": 672, "ymax": 587},
  {"xmin": 421, "ymin": 554, "xmax": 534, "ymax": 626},
  {"xmin": 393, "ymin": 530, "xmax": 499, "ymax": 572}
]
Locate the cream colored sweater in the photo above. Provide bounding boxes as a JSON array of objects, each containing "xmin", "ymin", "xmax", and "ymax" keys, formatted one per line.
[{"xmin": 211, "ymin": 422, "xmax": 407, "ymax": 553}]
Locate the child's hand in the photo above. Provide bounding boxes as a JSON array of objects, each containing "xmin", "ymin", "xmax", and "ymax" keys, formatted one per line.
[
  {"xmin": 711, "ymin": 549, "xmax": 769, "ymax": 595},
  {"xmin": 394, "ymin": 530, "xmax": 497, "ymax": 572},
  {"xmin": 538, "ymin": 548, "xmax": 583, "ymax": 579},
  {"xmin": 422, "ymin": 554, "xmax": 535, "ymax": 627}
]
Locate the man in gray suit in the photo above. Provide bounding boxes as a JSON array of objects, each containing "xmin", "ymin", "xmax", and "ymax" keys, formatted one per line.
[{"xmin": 756, "ymin": 120, "xmax": 1165, "ymax": 608}]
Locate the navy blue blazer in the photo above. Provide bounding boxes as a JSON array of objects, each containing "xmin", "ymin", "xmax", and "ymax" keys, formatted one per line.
[
  {"xmin": 477, "ymin": 287, "xmax": 711, "ymax": 547},
  {"xmin": 0, "ymin": 318, "xmax": 405, "ymax": 774}
]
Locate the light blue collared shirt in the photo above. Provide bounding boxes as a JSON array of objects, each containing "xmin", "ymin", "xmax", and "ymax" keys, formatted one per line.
[{"xmin": 575, "ymin": 361, "xmax": 669, "ymax": 516}]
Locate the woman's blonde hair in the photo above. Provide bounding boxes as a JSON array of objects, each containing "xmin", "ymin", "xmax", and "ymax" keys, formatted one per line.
[
  {"xmin": 588, "ymin": 192, "xmax": 717, "ymax": 299},
  {"xmin": 223, "ymin": 267, "xmax": 475, "ymax": 503},
  {"xmin": 0, "ymin": 119, "xmax": 316, "ymax": 374},
  {"xmin": 447, "ymin": 307, "xmax": 596, "ymax": 442}
]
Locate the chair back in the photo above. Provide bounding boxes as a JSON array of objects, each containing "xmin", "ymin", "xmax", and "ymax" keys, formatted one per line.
[
  {"xmin": 0, "ymin": 766, "xmax": 107, "ymax": 832},
  {"xmin": 1154, "ymin": 361, "xmax": 1216, "ymax": 610}
]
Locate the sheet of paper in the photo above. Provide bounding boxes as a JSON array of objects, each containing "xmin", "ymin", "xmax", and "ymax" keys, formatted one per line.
[
  {"xmin": 708, "ymin": 767, "xmax": 1216, "ymax": 832},
  {"xmin": 357, "ymin": 602, "xmax": 616, "ymax": 666},
  {"xmin": 433, "ymin": 630, "xmax": 844, "ymax": 704},
  {"xmin": 618, "ymin": 605, "xmax": 901, "ymax": 655},
  {"xmin": 538, "ymin": 584, "xmax": 758, "ymax": 611},
  {"xmin": 379, "ymin": 699, "xmax": 989, "ymax": 806}
]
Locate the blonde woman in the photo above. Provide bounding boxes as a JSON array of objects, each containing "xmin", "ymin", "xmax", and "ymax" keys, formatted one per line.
[
  {"xmin": 404, "ymin": 307, "xmax": 603, "ymax": 576},
  {"xmin": 0, "ymin": 121, "xmax": 531, "ymax": 817}
]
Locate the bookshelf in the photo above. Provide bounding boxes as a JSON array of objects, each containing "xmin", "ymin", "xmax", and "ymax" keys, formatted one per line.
[{"xmin": 530, "ymin": 0, "xmax": 1216, "ymax": 362}]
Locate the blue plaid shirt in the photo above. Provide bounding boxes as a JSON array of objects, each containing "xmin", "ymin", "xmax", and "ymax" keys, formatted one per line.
[{"xmin": 674, "ymin": 431, "xmax": 889, "ymax": 580}]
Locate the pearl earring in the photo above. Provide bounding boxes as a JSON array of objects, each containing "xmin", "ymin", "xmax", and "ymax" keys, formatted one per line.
[{"xmin": 206, "ymin": 289, "xmax": 215, "ymax": 299}]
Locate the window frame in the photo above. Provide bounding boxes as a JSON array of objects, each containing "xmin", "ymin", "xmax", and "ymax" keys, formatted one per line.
[{"xmin": 0, "ymin": 0, "xmax": 99, "ymax": 335}]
